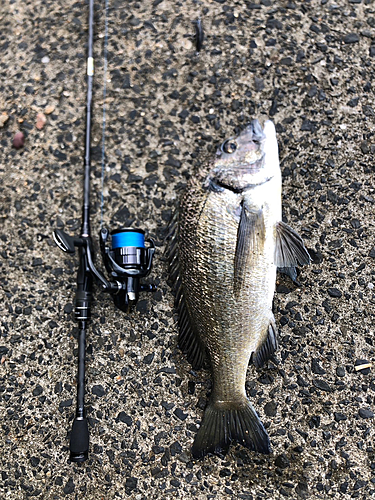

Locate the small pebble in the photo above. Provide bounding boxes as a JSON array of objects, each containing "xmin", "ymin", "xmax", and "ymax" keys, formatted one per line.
[
  {"xmin": 41, "ymin": 56, "xmax": 50, "ymax": 64},
  {"xmin": 36, "ymin": 112, "xmax": 47, "ymax": 130},
  {"xmin": 183, "ymin": 39, "xmax": 193, "ymax": 50},
  {"xmin": 44, "ymin": 104, "xmax": 55, "ymax": 115},
  {"xmin": 13, "ymin": 131, "xmax": 25, "ymax": 149},
  {"xmin": 0, "ymin": 113, "xmax": 9, "ymax": 127}
]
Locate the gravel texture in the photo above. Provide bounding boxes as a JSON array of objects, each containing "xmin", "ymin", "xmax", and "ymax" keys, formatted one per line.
[{"xmin": 1, "ymin": 0, "xmax": 375, "ymax": 498}]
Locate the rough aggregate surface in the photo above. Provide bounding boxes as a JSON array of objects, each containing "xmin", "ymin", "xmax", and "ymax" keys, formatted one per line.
[{"xmin": 1, "ymin": 0, "xmax": 375, "ymax": 498}]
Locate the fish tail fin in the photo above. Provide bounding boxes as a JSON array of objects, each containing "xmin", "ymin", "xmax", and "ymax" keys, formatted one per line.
[{"xmin": 192, "ymin": 397, "xmax": 271, "ymax": 459}]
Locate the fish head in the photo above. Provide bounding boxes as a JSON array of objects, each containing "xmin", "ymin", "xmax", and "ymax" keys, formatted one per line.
[{"xmin": 209, "ymin": 119, "xmax": 280, "ymax": 192}]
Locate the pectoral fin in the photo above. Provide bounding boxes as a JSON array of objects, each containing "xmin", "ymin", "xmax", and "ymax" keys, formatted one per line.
[
  {"xmin": 275, "ymin": 221, "xmax": 310, "ymax": 282},
  {"xmin": 234, "ymin": 204, "xmax": 265, "ymax": 295}
]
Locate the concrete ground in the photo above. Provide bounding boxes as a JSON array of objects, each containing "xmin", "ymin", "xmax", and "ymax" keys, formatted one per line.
[{"xmin": 1, "ymin": 0, "xmax": 375, "ymax": 498}]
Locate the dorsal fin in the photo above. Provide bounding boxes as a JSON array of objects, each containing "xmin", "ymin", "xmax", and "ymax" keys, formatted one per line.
[{"xmin": 167, "ymin": 210, "xmax": 206, "ymax": 370}]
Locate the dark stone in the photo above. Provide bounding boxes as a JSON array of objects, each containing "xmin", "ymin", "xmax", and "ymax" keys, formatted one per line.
[
  {"xmin": 336, "ymin": 367, "xmax": 345, "ymax": 377},
  {"xmin": 59, "ymin": 399, "xmax": 73, "ymax": 408},
  {"xmin": 143, "ymin": 353, "xmax": 155, "ymax": 364},
  {"xmin": 258, "ymin": 373, "xmax": 274, "ymax": 384},
  {"xmin": 32, "ymin": 258, "xmax": 43, "ymax": 266},
  {"xmin": 280, "ymin": 316, "xmax": 289, "ymax": 326},
  {"xmin": 174, "ymin": 408, "xmax": 188, "ymax": 421},
  {"xmin": 353, "ymin": 480, "xmax": 367, "ymax": 490},
  {"xmin": 280, "ymin": 57, "xmax": 293, "ymax": 66},
  {"xmin": 358, "ymin": 408, "xmax": 374, "ymax": 419},
  {"xmin": 219, "ymin": 468, "xmax": 231, "ymax": 477},
  {"xmin": 92, "ymin": 385, "xmax": 106, "ymax": 397},
  {"xmin": 328, "ymin": 288, "xmax": 342, "ymax": 298},
  {"xmin": 311, "ymin": 358, "xmax": 326, "ymax": 375},
  {"xmin": 369, "ymin": 247, "xmax": 375, "ymax": 258},
  {"xmin": 254, "ymin": 77, "xmax": 264, "ymax": 91},
  {"xmin": 125, "ymin": 477, "xmax": 137, "ymax": 494},
  {"xmin": 113, "ymin": 205, "xmax": 130, "ymax": 221},
  {"xmin": 161, "ymin": 401, "xmax": 174, "ymax": 411},
  {"xmin": 30, "ymin": 456, "xmax": 40, "ymax": 467},
  {"xmin": 296, "ymin": 482, "xmax": 309, "ymax": 499},
  {"xmin": 264, "ymin": 401, "xmax": 277, "ymax": 417},
  {"xmin": 361, "ymin": 141, "xmax": 369, "ymax": 154},
  {"xmin": 144, "ymin": 174, "xmax": 159, "ymax": 187},
  {"xmin": 151, "ymin": 467, "xmax": 168, "ymax": 478},
  {"xmin": 334, "ymin": 412, "xmax": 347, "ymax": 422},
  {"xmin": 300, "ymin": 120, "xmax": 316, "ymax": 132},
  {"xmin": 54, "ymin": 382, "xmax": 62, "ymax": 394},
  {"xmin": 63, "ymin": 479, "xmax": 75, "ymax": 495},
  {"xmin": 136, "ymin": 300, "xmax": 149, "ymax": 314},
  {"xmin": 308, "ymin": 85, "xmax": 317, "ymax": 98},
  {"xmin": 170, "ymin": 441, "xmax": 182, "ymax": 456},
  {"xmin": 308, "ymin": 248, "xmax": 323, "ymax": 264},
  {"xmin": 118, "ymin": 412, "xmax": 132, "ymax": 426},
  {"xmin": 32, "ymin": 385, "xmax": 43, "ymax": 396},
  {"xmin": 343, "ymin": 33, "xmax": 359, "ymax": 44},
  {"xmin": 275, "ymin": 453, "xmax": 290, "ymax": 468},
  {"xmin": 64, "ymin": 303, "xmax": 73, "ymax": 314},
  {"xmin": 277, "ymin": 284, "xmax": 291, "ymax": 294},
  {"xmin": 269, "ymin": 99, "xmax": 278, "ymax": 116},
  {"xmin": 348, "ymin": 97, "xmax": 359, "ymax": 107},
  {"xmin": 312, "ymin": 379, "xmax": 332, "ymax": 392}
]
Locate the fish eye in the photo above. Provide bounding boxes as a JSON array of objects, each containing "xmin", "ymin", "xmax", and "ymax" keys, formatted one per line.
[{"xmin": 221, "ymin": 140, "xmax": 237, "ymax": 154}]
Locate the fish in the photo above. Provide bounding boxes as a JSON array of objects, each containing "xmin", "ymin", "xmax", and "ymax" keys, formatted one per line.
[{"xmin": 168, "ymin": 119, "xmax": 310, "ymax": 459}]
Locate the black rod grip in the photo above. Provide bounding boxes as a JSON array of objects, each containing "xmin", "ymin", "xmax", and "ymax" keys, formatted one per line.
[{"xmin": 70, "ymin": 417, "xmax": 89, "ymax": 462}]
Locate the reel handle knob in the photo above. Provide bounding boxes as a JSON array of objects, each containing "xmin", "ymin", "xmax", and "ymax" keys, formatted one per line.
[{"xmin": 53, "ymin": 229, "xmax": 84, "ymax": 254}]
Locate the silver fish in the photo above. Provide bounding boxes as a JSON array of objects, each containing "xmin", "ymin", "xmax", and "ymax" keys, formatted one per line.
[{"xmin": 169, "ymin": 119, "xmax": 310, "ymax": 458}]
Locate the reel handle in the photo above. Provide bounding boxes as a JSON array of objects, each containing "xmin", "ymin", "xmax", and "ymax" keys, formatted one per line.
[{"xmin": 53, "ymin": 229, "xmax": 84, "ymax": 254}]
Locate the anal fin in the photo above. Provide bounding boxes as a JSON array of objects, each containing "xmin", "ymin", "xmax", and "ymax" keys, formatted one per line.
[
  {"xmin": 177, "ymin": 292, "xmax": 206, "ymax": 370},
  {"xmin": 253, "ymin": 317, "xmax": 278, "ymax": 368}
]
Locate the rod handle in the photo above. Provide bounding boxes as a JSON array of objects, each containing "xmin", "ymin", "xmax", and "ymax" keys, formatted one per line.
[{"xmin": 69, "ymin": 417, "xmax": 89, "ymax": 462}]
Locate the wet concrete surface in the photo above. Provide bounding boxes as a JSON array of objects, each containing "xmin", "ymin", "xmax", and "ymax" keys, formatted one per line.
[{"xmin": 1, "ymin": 0, "xmax": 375, "ymax": 498}]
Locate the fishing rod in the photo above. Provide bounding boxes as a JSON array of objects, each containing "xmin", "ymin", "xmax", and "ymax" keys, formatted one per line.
[{"xmin": 53, "ymin": 0, "xmax": 155, "ymax": 463}]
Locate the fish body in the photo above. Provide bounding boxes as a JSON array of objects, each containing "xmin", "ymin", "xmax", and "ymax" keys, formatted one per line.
[{"xmin": 169, "ymin": 120, "xmax": 310, "ymax": 458}]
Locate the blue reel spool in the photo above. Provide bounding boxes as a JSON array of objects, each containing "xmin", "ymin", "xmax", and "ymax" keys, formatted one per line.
[{"xmin": 111, "ymin": 228, "xmax": 145, "ymax": 249}]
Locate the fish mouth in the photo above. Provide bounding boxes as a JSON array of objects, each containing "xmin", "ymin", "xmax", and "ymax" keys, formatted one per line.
[{"xmin": 239, "ymin": 119, "xmax": 266, "ymax": 143}]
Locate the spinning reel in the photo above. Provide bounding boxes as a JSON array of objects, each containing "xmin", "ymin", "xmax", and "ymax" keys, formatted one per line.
[{"xmin": 53, "ymin": 227, "xmax": 155, "ymax": 314}]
